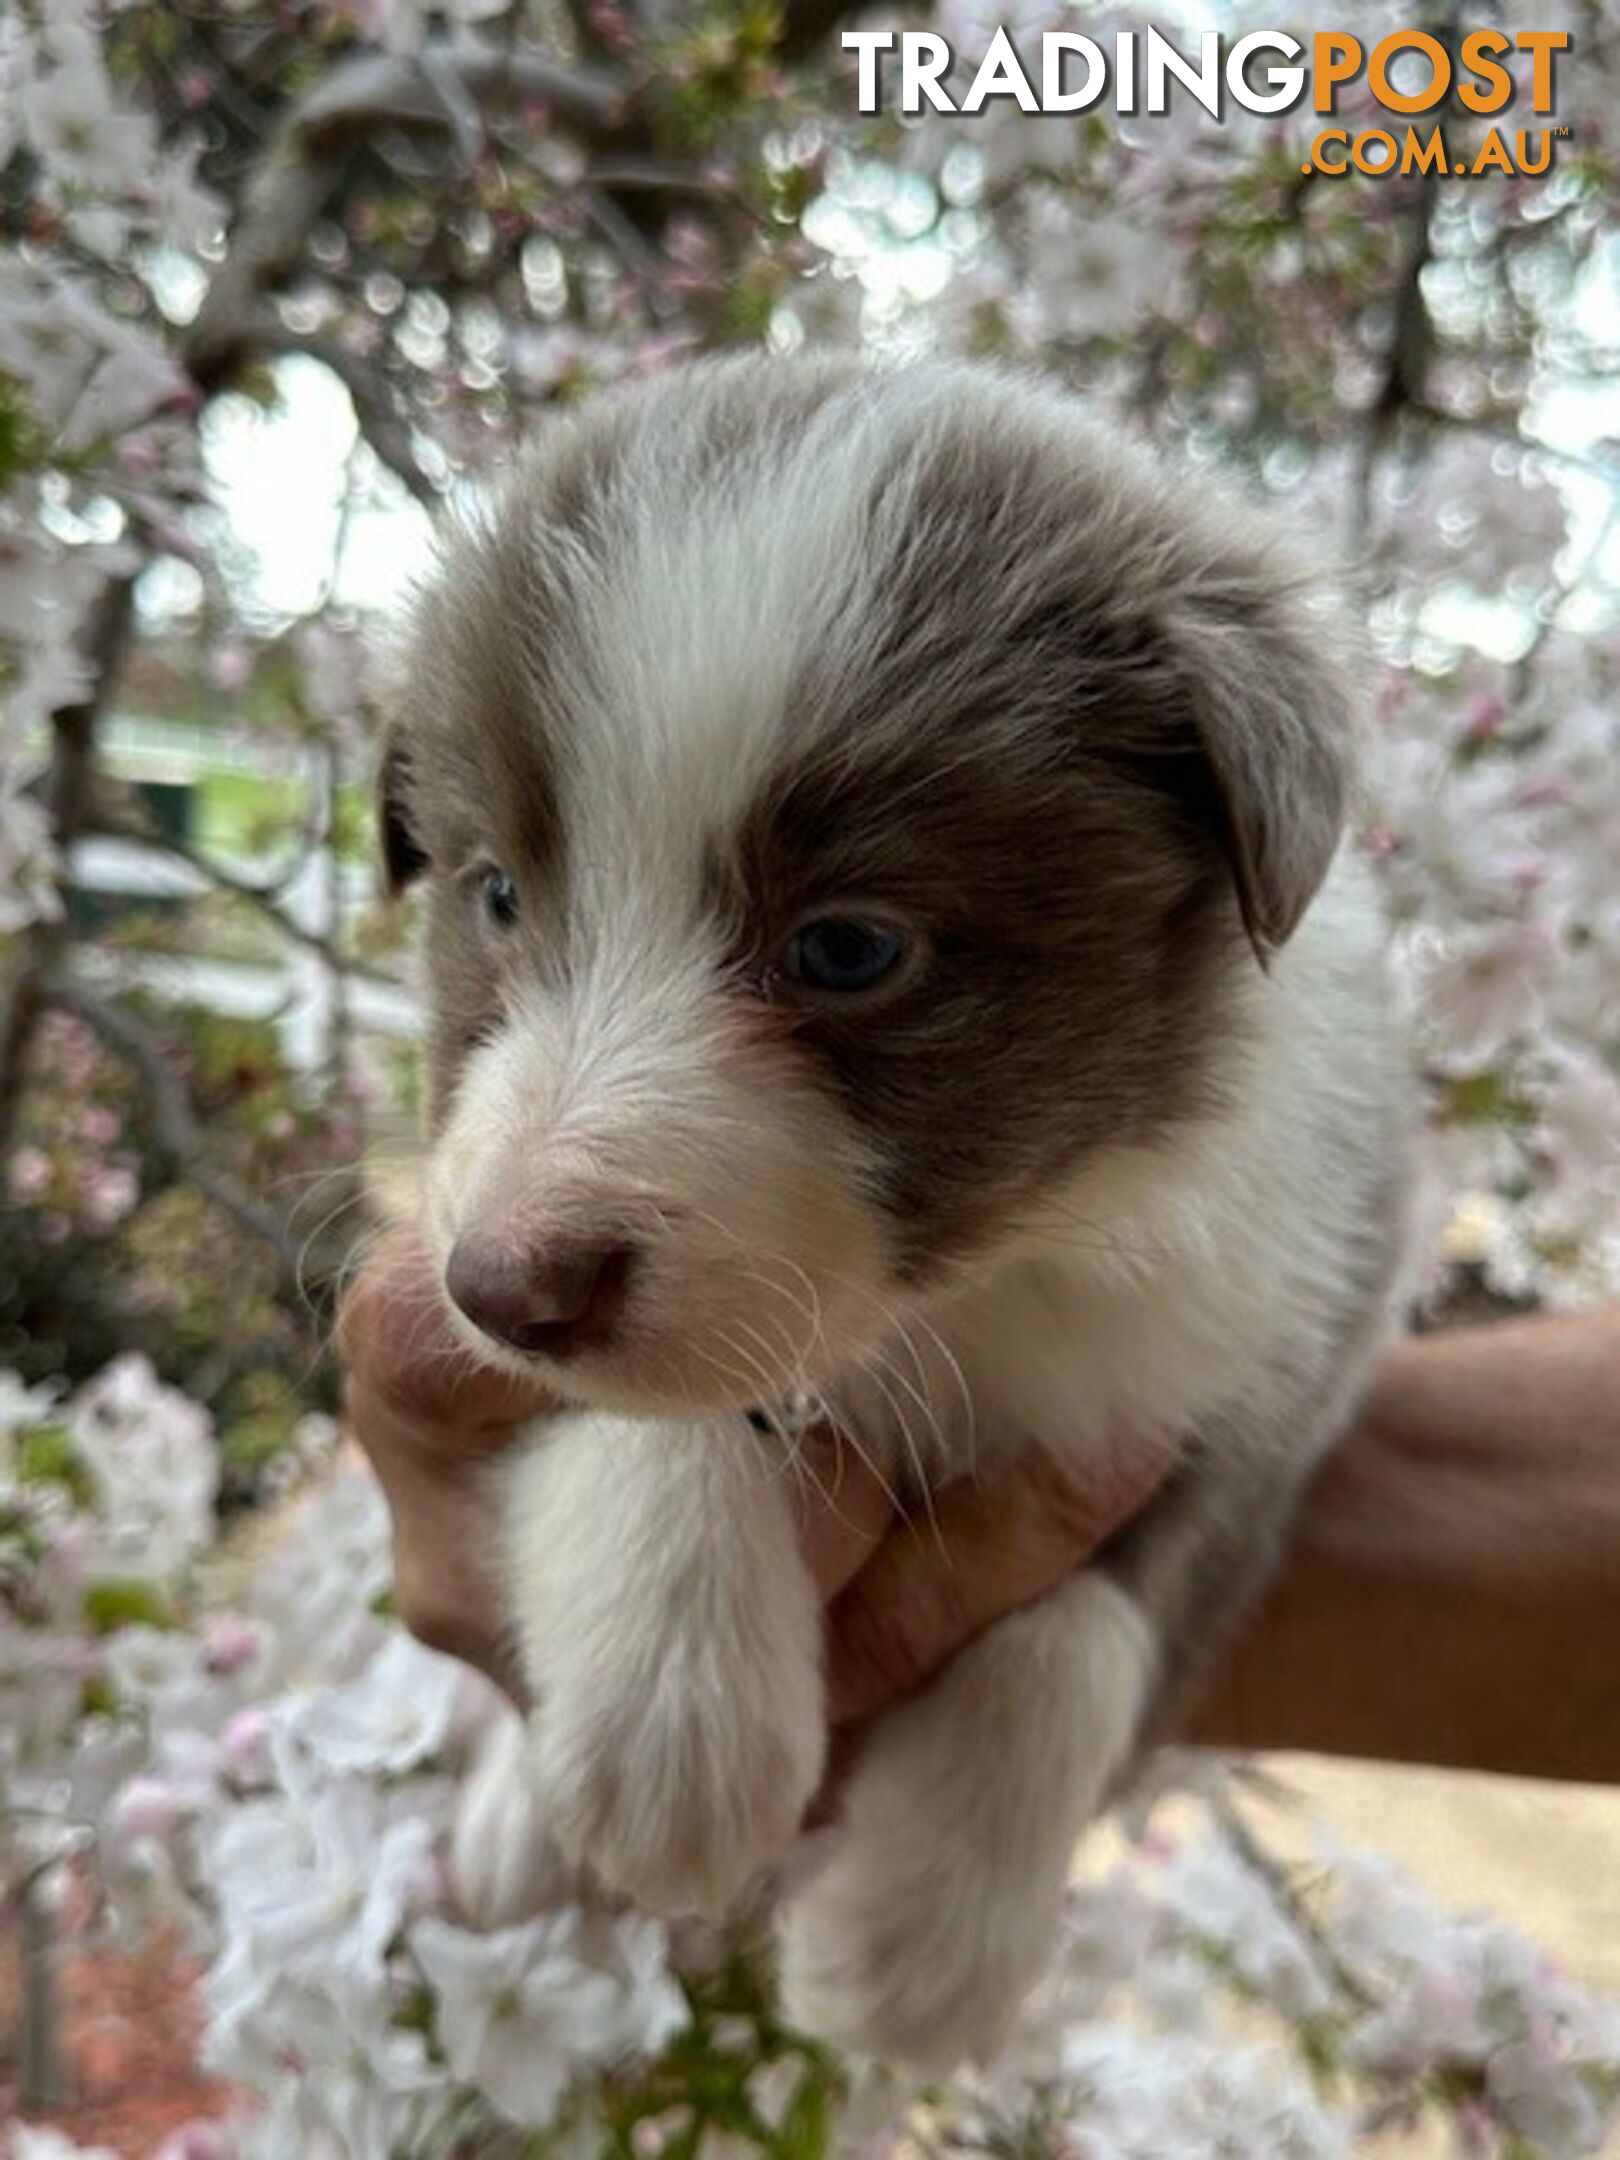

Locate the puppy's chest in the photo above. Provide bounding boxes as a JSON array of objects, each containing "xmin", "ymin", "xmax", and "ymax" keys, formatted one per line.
[{"xmin": 824, "ymin": 1258, "xmax": 1269, "ymax": 1493}]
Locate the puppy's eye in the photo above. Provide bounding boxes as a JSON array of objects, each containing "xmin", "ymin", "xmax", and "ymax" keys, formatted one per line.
[
  {"xmin": 782, "ymin": 917, "xmax": 906, "ymax": 995},
  {"xmin": 481, "ymin": 866, "xmax": 519, "ymax": 929}
]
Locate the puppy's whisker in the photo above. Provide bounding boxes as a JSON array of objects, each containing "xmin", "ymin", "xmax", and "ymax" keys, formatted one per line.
[
  {"xmin": 826, "ymin": 1356, "xmax": 915, "ymax": 1531},
  {"xmin": 699, "ymin": 1321, "xmax": 779, "ymax": 1407},
  {"xmin": 894, "ymin": 1305, "xmax": 978, "ymax": 1486},
  {"xmin": 677, "ymin": 1208, "xmax": 824, "ymax": 1321},
  {"xmin": 727, "ymin": 1311, "xmax": 801, "ymax": 1403},
  {"xmin": 295, "ymin": 1186, "xmax": 383, "ymax": 1305},
  {"xmin": 855, "ymin": 1341, "xmax": 946, "ymax": 1556},
  {"xmin": 728, "ymin": 1267, "xmax": 822, "ymax": 1373}
]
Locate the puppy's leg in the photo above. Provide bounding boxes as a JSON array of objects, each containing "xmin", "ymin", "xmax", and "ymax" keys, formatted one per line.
[
  {"xmin": 449, "ymin": 1707, "xmax": 584, "ymax": 1927},
  {"xmin": 778, "ymin": 1568, "xmax": 1154, "ymax": 2072},
  {"xmin": 504, "ymin": 1412, "xmax": 824, "ymax": 1917},
  {"xmin": 780, "ymin": 1320, "xmax": 1397, "ymax": 2070}
]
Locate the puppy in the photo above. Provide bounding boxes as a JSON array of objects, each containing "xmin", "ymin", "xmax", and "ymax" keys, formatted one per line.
[{"xmin": 377, "ymin": 357, "xmax": 1409, "ymax": 2071}]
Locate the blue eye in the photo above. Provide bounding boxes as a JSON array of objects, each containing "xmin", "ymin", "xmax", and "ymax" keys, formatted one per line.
[
  {"xmin": 783, "ymin": 918, "xmax": 906, "ymax": 994},
  {"xmin": 482, "ymin": 866, "xmax": 519, "ymax": 929}
]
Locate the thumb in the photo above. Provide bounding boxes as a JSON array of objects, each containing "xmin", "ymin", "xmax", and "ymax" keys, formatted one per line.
[{"xmin": 825, "ymin": 1439, "xmax": 1177, "ymax": 1725}]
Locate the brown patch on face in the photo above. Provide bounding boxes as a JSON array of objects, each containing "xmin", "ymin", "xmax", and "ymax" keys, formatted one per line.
[
  {"xmin": 385, "ymin": 359, "xmax": 1350, "ymax": 1244},
  {"xmin": 674, "ymin": 354, "xmax": 866, "ymax": 483},
  {"xmin": 709, "ymin": 413, "xmax": 1330, "ymax": 1282},
  {"xmin": 376, "ymin": 736, "xmax": 430, "ymax": 897},
  {"xmin": 381, "ymin": 361, "xmax": 879, "ymax": 1135},
  {"xmin": 380, "ymin": 511, "xmax": 577, "ymax": 1129},
  {"xmin": 717, "ymin": 729, "xmax": 1238, "ymax": 1284}
]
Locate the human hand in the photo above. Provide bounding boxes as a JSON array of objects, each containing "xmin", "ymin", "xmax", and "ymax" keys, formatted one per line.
[
  {"xmin": 339, "ymin": 1227, "xmax": 1175, "ymax": 1721},
  {"xmin": 345, "ymin": 1245, "xmax": 1620, "ymax": 1789}
]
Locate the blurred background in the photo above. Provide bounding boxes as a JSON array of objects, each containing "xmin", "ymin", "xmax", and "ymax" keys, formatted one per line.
[
  {"xmin": 3, "ymin": 0, "xmax": 1618, "ymax": 1485},
  {"xmin": 1, "ymin": 2, "xmax": 1618, "ymax": 2155}
]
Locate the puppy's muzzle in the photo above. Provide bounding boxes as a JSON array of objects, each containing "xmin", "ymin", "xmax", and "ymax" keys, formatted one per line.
[{"xmin": 446, "ymin": 1231, "xmax": 636, "ymax": 1361}]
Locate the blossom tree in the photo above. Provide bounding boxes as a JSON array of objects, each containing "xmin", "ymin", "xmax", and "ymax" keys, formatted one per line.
[
  {"xmin": 4, "ymin": 1367, "xmax": 1620, "ymax": 2156},
  {"xmin": 2, "ymin": 0, "xmax": 1619, "ymax": 2153},
  {"xmin": 3, "ymin": 0, "xmax": 1618, "ymax": 1366}
]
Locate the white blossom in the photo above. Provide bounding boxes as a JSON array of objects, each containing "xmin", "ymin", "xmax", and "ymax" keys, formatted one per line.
[
  {"xmin": 1415, "ymin": 920, "xmax": 1558, "ymax": 1067},
  {"xmin": 23, "ymin": 45, "xmax": 156, "ymax": 197},
  {"xmin": 71, "ymin": 1355, "xmax": 218, "ymax": 1585},
  {"xmin": 412, "ymin": 1909, "xmax": 682, "ymax": 2126},
  {"xmin": 9, "ymin": 2129, "xmax": 120, "ymax": 2160},
  {"xmin": 224, "ymin": 1976, "xmax": 444, "ymax": 2153},
  {"xmin": 205, "ymin": 1777, "xmax": 434, "ymax": 1999},
  {"xmin": 282, "ymin": 1627, "xmax": 467, "ymax": 1778},
  {"xmin": 1157, "ymin": 1835, "xmax": 1332, "ymax": 2019}
]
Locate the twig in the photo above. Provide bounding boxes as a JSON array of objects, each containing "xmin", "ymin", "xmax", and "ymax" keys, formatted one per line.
[
  {"xmin": 1207, "ymin": 1787, "xmax": 1380, "ymax": 2015},
  {"xmin": 0, "ymin": 578, "xmax": 136, "ymax": 1164},
  {"xmin": 85, "ymin": 812, "xmax": 405, "ymax": 994},
  {"xmin": 582, "ymin": 153, "xmax": 719, "ymax": 200},
  {"xmin": 294, "ymin": 44, "xmax": 623, "ymax": 144},
  {"xmin": 585, "ymin": 190, "xmax": 681, "ymax": 321},
  {"xmin": 17, "ymin": 1872, "xmax": 64, "ymax": 2113},
  {"xmin": 185, "ymin": 42, "xmax": 623, "ymax": 384},
  {"xmin": 40, "ymin": 974, "xmax": 307, "ymax": 1303}
]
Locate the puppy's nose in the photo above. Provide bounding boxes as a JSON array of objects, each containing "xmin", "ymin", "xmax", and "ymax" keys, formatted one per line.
[{"xmin": 445, "ymin": 1234, "xmax": 636, "ymax": 1359}]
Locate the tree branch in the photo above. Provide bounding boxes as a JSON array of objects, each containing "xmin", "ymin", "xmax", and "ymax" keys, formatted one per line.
[
  {"xmin": 0, "ymin": 578, "xmax": 136, "ymax": 1163},
  {"xmin": 776, "ymin": 0, "xmax": 873, "ymax": 61},
  {"xmin": 186, "ymin": 41, "xmax": 624, "ymax": 384},
  {"xmin": 85, "ymin": 811, "xmax": 406, "ymax": 995},
  {"xmin": 295, "ymin": 44, "xmax": 623, "ymax": 144},
  {"xmin": 1352, "ymin": 168, "xmax": 1440, "ymax": 556},
  {"xmin": 41, "ymin": 974, "xmax": 307, "ymax": 1304}
]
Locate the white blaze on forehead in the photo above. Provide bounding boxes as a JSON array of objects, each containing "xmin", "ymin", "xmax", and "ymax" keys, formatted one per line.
[{"xmin": 542, "ymin": 389, "xmax": 900, "ymax": 933}]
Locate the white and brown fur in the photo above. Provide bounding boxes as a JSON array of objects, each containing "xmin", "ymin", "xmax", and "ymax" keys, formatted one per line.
[{"xmin": 377, "ymin": 357, "xmax": 1410, "ymax": 2070}]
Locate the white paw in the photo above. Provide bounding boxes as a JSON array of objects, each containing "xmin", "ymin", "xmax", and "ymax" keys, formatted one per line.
[
  {"xmin": 527, "ymin": 1627, "xmax": 823, "ymax": 1916},
  {"xmin": 449, "ymin": 1707, "xmax": 585, "ymax": 1928},
  {"xmin": 504, "ymin": 1412, "xmax": 825, "ymax": 1917},
  {"xmin": 777, "ymin": 1739, "xmax": 1064, "ymax": 2073},
  {"xmin": 779, "ymin": 1572, "xmax": 1153, "ymax": 2072}
]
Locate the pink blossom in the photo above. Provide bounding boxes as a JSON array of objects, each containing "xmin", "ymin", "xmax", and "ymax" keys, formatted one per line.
[
  {"xmin": 8, "ymin": 1147, "xmax": 53, "ymax": 1204},
  {"xmin": 152, "ymin": 2124, "xmax": 235, "ymax": 2160}
]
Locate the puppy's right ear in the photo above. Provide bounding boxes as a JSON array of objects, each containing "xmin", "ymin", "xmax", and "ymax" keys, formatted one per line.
[{"xmin": 376, "ymin": 732, "xmax": 430, "ymax": 896}]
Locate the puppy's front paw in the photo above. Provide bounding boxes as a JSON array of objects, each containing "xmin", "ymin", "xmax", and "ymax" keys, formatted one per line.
[
  {"xmin": 528, "ymin": 1618, "xmax": 823, "ymax": 1916},
  {"xmin": 506, "ymin": 1413, "xmax": 825, "ymax": 1917},
  {"xmin": 779, "ymin": 1572, "xmax": 1153, "ymax": 2071},
  {"xmin": 777, "ymin": 1747, "xmax": 1057, "ymax": 2074},
  {"xmin": 450, "ymin": 1707, "xmax": 584, "ymax": 1928}
]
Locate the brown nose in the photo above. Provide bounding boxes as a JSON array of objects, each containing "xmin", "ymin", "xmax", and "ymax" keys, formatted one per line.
[{"xmin": 445, "ymin": 1234, "xmax": 636, "ymax": 1359}]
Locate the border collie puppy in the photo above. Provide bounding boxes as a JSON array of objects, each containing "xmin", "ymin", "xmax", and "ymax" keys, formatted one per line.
[{"xmin": 377, "ymin": 357, "xmax": 1409, "ymax": 2070}]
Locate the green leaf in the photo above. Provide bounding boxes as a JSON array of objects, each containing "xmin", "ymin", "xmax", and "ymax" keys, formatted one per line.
[
  {"xmin": 774, "ymin": 2068, "xmax": 833, "ymax": 2160},
  {"xmin": 80, "ymin": 1673, "xmax": 120, "ymax": 1720},
  {"xmin": 83, "ymin": 1579, "xmax": 177, "ymax": 1636},
  {"xmin": 17, "ymin": 1424, "xmax": 93, "ymax": 1505}
]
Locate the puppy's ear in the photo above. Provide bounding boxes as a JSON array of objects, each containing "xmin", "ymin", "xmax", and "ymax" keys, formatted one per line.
[
  {"xmin": 1163, "ymin": 581, "xmax": 1350, "ymax": 966},
  {"xmin": 376, "ymin": 732, "xmax": 430, "ymax": 896}
]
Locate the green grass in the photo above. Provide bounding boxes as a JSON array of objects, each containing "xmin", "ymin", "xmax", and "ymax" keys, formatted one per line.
[{"xmin": 193, "ymin": 769, "xmax": 313, "ymax": 858}]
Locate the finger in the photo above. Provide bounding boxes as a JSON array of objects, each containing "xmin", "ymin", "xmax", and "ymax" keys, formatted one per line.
[
  {"xmin": 826, "ymin": 1439, "xmax": 1178, "ymax": 1724},
  {"xmin": 791, "ymin": 1437, "xmax": 898, "ymax": 1599},
  {"xmin": 360, "ymin": 1427, "xmax": 527, "ymax": 1700},
  {"xmin": 338, "ymin": 1224, "xmax": 556, "ymax": 1447}
]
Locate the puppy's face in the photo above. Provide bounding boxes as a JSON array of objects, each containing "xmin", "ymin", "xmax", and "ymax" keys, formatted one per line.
[{"xmin": 381, "ymin": 360, "xmax": 1348, "ymax": 1414}]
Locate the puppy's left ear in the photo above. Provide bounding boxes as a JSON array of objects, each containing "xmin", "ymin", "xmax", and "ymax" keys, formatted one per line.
[
  {"xmin": 1166, "ymin": 581, "xmax": 1351, "ymax": 966},
  {"xmin": 376, "ymin": 731, "xmax": 430, "ymax": 897}
]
